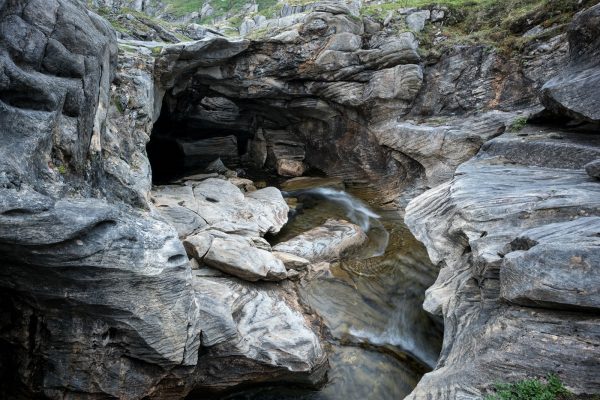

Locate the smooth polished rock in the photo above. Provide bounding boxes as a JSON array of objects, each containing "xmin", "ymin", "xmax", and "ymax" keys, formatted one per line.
[
  {"xmin": 273, "ymin": 251, "xmax": 311, "ymax": 270},
  {"xmin": 153, "ymin": 179, "xmax": 288, "ymax": 238},
  {"xmin": 273, "ymin": 219, "xmax": 368, "ymax": 263},
  {"xmin": 501, "ymin": 217, "xmax": 600, "ymax": 311},
  {"xmin": 405, "ymin": 130, "xmax": 600, "ymax": 398},
  {"xmin": 276, "ymin": 159, "xmax": 307, "ymax": 177},
  {"xmin": 183, "ymin": 231, "xmax": 213, "ymax": 260},
  {"xmin": 204, "ymin": 236, "xmax": 287, "ymax": 281},
  {"xmin": 191, "ymin": 278, "xmax": 327, "ymax": 392}
]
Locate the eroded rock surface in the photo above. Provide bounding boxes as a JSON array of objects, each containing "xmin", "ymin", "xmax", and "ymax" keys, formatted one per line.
[
  {"xmin": 405, "ymin": 127, "xmax": 600, "ymax": 398},
  {"xmin": 540, "ymin": 3, "xmax": 600, "ymax": 122},
  {"xmin": 273, "ymin": 219, "xmax": 368, "ymax": 263},
  {"xmin": 3, "ymin": 0, "xmax": 600, "ymax": 398}
]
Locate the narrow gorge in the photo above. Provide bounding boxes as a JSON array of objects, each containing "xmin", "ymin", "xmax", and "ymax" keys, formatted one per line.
[{"xmin": 0, "ymin": 0, "xmax": 599, "ymax": 399}]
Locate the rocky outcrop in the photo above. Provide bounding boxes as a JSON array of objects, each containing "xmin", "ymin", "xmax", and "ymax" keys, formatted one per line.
[
  {"xmin": 0, "ymin": 1, "xmax": 327, "ymax": 398},
  {"xmin": 3, "ymin": 0, "xmax": 600, "ymax": 398},
  {"xmin": 540, "ymin": 3, "xmax": 600, "ymax": 122},
  {"xmin": 0, "ymin": 1, "xmax": 203, "ymax": 398},
  {"xmin": 398, "ymin": 4, "xmax": 600, "ymax": 399},
  {"xmin": 405, "ymin": 126, "xmax": 600, "ymax": 398}
]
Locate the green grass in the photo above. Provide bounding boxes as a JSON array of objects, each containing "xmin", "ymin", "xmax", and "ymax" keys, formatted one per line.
[
  {"xmin": 485, "ymin": 375, "xmax": 569, "ymax": 400},
  {"xmin": 161, "ymin": 0, "xmax": 203, "ymax": 17},
  {"xmin": 509, "ymin": 116, "xmax": 528, "ymax": 132}
]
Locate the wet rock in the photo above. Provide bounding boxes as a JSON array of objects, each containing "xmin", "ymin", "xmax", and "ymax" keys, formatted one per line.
[
  {"xmin": 276, "ymin": 159, "xmax": 307, "ymax": 177},
  {"xmin": 281, "ymin": 177, "xmax": 346, "ymax": 191},
  {"xmin": 204, "ymin": 235, "xmax": 287, "ymax": 281},
  {"xmin": 273, "ymin": 219, "xmax": 368, "ymax": 263}
]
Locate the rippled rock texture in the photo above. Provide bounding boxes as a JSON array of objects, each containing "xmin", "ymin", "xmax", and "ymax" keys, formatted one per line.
[
  {"xmin": 3, "ymin": 0, "xmax": 600, "ymax": 398},
  {"xmin": 0, "ymin": 1, "xmax": 202, "ymax": 398},
  {"xmin": 405, "ymin": 127, "xmax": 600, "ymax": 397},
  {"xmin": 0, "ymin": 1, "xmax": 326, "ymax": 398}
]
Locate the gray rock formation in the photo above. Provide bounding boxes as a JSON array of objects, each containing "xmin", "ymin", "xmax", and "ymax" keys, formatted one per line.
[
  {"xmin": 204, "ymin": 235, "xmax": 288, "ymax": 281},
  {"xmin": 540, "ymin": 3, "xmax": 600, "ymax": 122},
  {"xmin": 405, "ymin": 127, "xmax": 600, "ymax": 398},
  {"xmin": 0, "ymin": 1, "xmax": 327, "ymax": 397},
  {"xmin": 585, "ymin": 159, "xmax": 600, "ymax": 179},
  {"xmin": 2, "ymin": 0, "xmax": 600, "ymax": 398},
  {"xmin": 273, "ymin": 219, "xmax": 368, "ymax": 263},
  {"xmin": 0, "ymin": 1, "xmax": 202, "ymax": 398}
]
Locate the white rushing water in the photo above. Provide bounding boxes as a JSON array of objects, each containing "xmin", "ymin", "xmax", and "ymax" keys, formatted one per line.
[{"xmin": 288, "ymin": 187, "xmax": 390, "ymax": 257}]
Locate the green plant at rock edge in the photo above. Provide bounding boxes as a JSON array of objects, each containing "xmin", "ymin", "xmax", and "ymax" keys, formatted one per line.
[
  {"xmin": 57, "ymin": 165, "xmax": 68, "ymax": 175},
  {"xmin": 509, "ymin": 116, "xmax": 528, "ymax": 132},
  {"xmin": 485, "ymin": 374, "xmax": 569, "ymax": 400}
]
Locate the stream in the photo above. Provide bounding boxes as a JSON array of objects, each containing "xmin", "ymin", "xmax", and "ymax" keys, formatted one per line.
[{"xmin": 223, "ymin": 178, "xmax": 443, "ymax": 400}]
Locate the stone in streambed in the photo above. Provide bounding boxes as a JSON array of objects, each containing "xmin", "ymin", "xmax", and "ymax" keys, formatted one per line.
[
  {"xmin": 276, "ymin": 159, "xmax": 306, "ymax": 177},
  {"xmin": 204, "ymin": 236, "xmax": 287, "ymax": 281},
  {"xmin": 273, "ymin": 219, "xmax": 368, "ymax": 263},
  {"xmin": 273, "ymin": 251, "xmax": 311, "ymax": 270}
]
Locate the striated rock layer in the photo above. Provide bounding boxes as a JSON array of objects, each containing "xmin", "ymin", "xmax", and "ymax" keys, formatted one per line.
[
  {"xmin": 2, "ymin": 0, "xmax": 600, "ymax": 398},
  {"xmin": 403, "ymin": 5, "xmax": 600, "ymax": 394},
  {"xmin": 405, "ymin": 127, "xmax": 600, "ymax": 398}
]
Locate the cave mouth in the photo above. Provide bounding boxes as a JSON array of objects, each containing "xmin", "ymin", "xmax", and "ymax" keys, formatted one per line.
[
  {"xmin": 147, "ymin": 100, "xmax": 258, "ymax": 184},
  {"xmin": 146, "ymin": 88, "xmax": 444, "ymax": 398}
]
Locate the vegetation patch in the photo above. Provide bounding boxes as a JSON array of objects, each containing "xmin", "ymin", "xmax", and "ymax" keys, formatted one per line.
[
  {"xmin": 362, "ymin": 0, "xmax": 599, "ymax": 57},
  {"xmin": 485, "ymin": 375, "xmax": 574, "ymax": 400},
  {"xmin": 508, "ymin": 116, "xmax": 528, "ymax": 132}
]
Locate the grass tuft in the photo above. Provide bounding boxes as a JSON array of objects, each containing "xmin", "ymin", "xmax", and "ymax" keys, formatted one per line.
[{"xmin": 485, "ymin": 374, "xmax": 569, "ymax": 400}]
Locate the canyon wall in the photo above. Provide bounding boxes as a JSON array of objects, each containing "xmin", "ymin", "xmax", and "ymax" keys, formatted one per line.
[{"xmin": 0, "ymin": 0, "xmax": 599, "ymax": 398}]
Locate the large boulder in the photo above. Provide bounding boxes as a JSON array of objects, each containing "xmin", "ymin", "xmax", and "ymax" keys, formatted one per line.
[
  {"xmin": 273, "ymin": 219, "xmax": 368, "ymax": 263},
  {"xmin": 204, "ymin": 235, "xmax": 288, "ymax": 281}
]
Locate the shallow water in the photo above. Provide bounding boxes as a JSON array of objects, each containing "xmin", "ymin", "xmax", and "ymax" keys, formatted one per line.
[{"xmin": 231, "ymin": 180, "xmax": 443, "ymax": 400}]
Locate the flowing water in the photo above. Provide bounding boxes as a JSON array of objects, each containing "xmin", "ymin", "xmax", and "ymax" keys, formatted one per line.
[{"xmin": 225, "ymin": 179, "xmax": 443, "ymax": 400}]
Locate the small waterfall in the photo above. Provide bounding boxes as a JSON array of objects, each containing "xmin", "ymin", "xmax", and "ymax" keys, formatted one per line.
[{"xmin": 286, "ymin": 187, "xmax": 390, "ymax": 257}]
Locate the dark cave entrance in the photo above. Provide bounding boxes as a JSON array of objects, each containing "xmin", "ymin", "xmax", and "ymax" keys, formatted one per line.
[{"xmin": 147, "ymin": 96, "xmax": 256, "ymax": 184}]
